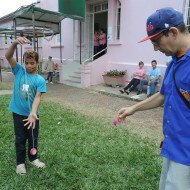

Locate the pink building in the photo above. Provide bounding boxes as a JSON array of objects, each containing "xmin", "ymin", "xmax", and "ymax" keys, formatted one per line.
[{"xmin": 0, "ymin": 0, "xmax": 189, "ymax": 87}]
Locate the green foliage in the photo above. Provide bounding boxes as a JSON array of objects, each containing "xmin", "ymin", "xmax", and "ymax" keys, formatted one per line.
[
  {"xmin": 104, "ymin": 69, "xmax": 127, "ymax": 76},
  {"xmin": 0, "ymin": 95, "xmax": 161, "ymax": 190}
]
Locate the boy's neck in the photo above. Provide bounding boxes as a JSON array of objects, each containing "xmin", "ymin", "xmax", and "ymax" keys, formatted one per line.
[{"xmin": 27, "ymin": 71, "xmax": 37, "ymax": 75}]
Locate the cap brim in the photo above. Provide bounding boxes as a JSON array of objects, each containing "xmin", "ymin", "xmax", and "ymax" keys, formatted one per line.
[{"xmin": 138, "ymin": 31, "xmax": 162, "ymax": 43}]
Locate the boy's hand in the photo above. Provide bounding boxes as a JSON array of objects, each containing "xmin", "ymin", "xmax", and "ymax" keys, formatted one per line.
[
  {"xmin": 23, "ymin": 113, "xmax": 39, "ymax": 129},
  {"xmin": 5, "ymin": 37, "xmax": 31, "ymax": 68},
  {"xmin": 14, "ymin": 37, "xmax": 31, "ymax": 46}
]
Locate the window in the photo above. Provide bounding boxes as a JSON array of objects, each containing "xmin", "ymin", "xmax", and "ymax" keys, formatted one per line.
[
  {"xmin": 94, "ymin": 4, "xmax": 101, "ymax": 12},
  {"xmin": 38, "ymin": 37, "xmax": 42, "ymax": 46},
  {"xmin": 89, "ymin": 1, "xmax": 108, "ymax": 13},
  {"xmin": 185, "ymin": 0, "xmax": 190, "ymax": 30},
  {"xmin": 54, "ymin": 34, "xmax": 60, "ymax": 45},
  {"xmin": 89, "ymin": 5, "xmax": 93, "ymax": 13},
  {"xmin": 116, "ymin": 0, "xmax": 121, "ymax": 40},
  {"xmin": 102, "ymin": 2, "xmax": 108, "ymax": 11}
]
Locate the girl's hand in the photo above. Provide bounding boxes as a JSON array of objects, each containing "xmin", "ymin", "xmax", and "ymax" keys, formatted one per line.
[{"xmin": 23, "ymin": 113, "xmax": 38, "ymax": 129}]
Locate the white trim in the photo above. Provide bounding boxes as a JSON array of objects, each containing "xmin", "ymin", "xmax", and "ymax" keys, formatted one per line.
[
  {"xmin": 53, "ymin": 34, "xmax": 60, "ymax": 45},
  {"xmin": 115, "ymin": 0, "xmax": 121, "ymax": 40},
  {"xmin": 184, "ymin": 0, "xmax": 190, "ymax": 26},
  {"xmin": 88, "ymin": 1, "xmax": 108, "ymax": 13}
]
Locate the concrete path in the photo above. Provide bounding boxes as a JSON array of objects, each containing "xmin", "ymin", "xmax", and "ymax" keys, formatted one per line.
[
  {"xmin": 1, "ymin": 70, "xmax": 147, "ymax": 101},
  {"xmin": 0, "ymin": 90, "xmax": 12, "ymax": 96},
  {"xmin": 87, "ymin": 84, "xmax": 147, "ymax": 101}
]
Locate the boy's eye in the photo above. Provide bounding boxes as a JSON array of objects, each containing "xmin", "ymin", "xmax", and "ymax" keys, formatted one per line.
[{"xmin": 25, "ymin": 62, "xmax": 35, "ymax": 65}]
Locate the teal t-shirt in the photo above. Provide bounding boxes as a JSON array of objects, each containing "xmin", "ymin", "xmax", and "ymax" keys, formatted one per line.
[
  {"xmin": 148, "ymin": 67, "xmax": 161, "ymax": 80},
  {"xmin": 9, "ymin": 63, "xmax": 46, "ymax": 116}
]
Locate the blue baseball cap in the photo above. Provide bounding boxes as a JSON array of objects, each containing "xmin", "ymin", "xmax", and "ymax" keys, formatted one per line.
[{"xmin": 139, "ymin": 7, "xmax": 184, "ymax": 43}]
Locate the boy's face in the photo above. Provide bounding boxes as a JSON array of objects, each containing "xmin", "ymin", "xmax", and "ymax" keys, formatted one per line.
[
  {"xmin": 24, "ymin": 58, "xmax": 38, "ymax": 74},
  {"xmin": 139, "ymin": 63, "xmax": 144, "ymax": 69},
  {"xmin": 151, "ymin": 62, "xmax": 157, "ymax": 69}
]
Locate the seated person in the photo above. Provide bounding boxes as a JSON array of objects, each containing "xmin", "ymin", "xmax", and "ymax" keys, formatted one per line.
[
  {"xmin": 137, "ymin": 60, "xmax": 161, "ymax": 97},
  {"xmin": 166, "ymin": 56, "xmax": 172, "ymax": 67},
  {"xmin": 119, "ymin": 61, "xmax": 145, "ymax": 95}
]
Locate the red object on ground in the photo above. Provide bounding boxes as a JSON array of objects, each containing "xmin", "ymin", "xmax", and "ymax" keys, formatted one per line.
[{"xmin": 30, "ymin": 148, "xmax": 37, "ymax": 155}]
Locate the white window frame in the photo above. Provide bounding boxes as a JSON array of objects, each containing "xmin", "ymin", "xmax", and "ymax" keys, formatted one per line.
[
  {"xmin": 89, "ymin": 1, "xmax": 108, "ymax": 13},
  {"xmin": 37, "ymin": 37, "xmax": 42, "ymax": 46},
  {"xmin": 184, "ymin": 0, "xmax": 190, "ymax": 27},
  {"xmin": 115, "ymin": 0, "xmax": 121, "ymax": 40},
  {"xmin": 54, "ymin": 34, "xmax": 60, "ymax": 45}
]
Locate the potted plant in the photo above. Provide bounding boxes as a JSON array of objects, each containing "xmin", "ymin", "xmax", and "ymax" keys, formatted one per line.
[{"xmin": 102, "ymin": 69, "xmax": 127, "ymax": 87}]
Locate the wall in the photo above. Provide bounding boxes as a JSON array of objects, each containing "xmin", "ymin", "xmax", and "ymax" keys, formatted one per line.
[
  {"xmin": 39, "ymin": 0, "xmax": 74, "ymax": 64},
  {"xmin": 0, "ymin": 0, "xmax": 186, "ymax": 87},
  {"xmin": 90, "ymin": 0, "xmax": 184, "ymax": 85},
  {"xmin": 107, "ymin": 0, "xmax": 183, "ymax": 65},
  {"xmin": 90, "ymin": 54, "xmax": 108, "ymax": 85}
]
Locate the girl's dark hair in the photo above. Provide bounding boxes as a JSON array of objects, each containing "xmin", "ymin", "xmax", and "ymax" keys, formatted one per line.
[
  {"xmin": 139, "ymin": 61, "xmax": 144, "ymax": 65},
  {"xmin": 23, "ymin": 50, "xmax": 39, "ymax": 62}
]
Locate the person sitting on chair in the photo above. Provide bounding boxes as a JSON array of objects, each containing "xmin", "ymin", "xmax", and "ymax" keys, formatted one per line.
[
  {"xmin": 119, "ymin": 61, "xmax": 145, "ymax": 95},
  {"xmin": 137, "ymin": 60, "xmax": 161, "ymax": 97}
]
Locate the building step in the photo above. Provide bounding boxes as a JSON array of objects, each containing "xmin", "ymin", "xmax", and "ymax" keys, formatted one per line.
[
  {"xmin": 65, "ymin": 79, "xmax": 81, "ymax": 84},
  {"xmin": 60, "ymin": 60, "xmax": 82, "ymax": 87},
  {"xmin": 69, "ymin": 75, "xmax": 81, "ymax": 79},
  {"xmin": 74, "ymin": 71, "xmax": 81, "ymax": 75},
  {"xmin": 63, "ymin": 80, "xmax": 83, "ymax": 89}
]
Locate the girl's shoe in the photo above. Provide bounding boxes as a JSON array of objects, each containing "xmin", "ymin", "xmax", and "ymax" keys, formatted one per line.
[
  {"xmin": 30, "ymin": 159, "xmax": 46, "ymax": 169},
  {"xmin": 125, "ymin": 89, "xmax": 130, "ymax": 95},
  {"xmin": 119, "ymin": 90, "xmax": 124, "ymax": 94},
  {"xmin": 16, "ymin": 164, "xmax": 26, "ymax": 175}
]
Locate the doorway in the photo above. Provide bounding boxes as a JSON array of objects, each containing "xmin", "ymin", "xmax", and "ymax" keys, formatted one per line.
[
  {"xmin": 94, "ymin": 12, "xmax": 108, "ymax": 34},
  {"xmin": 94, "ymin": 11, "xmax": 108, "ymax": 59},
  {"xmin": 86, "ymin": 1, "xmax": 108, "ymax": 61}
]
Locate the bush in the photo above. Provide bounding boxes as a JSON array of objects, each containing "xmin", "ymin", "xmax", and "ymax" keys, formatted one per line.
[{"xmin": 104, "ymin": 69, "xmax": 127, "ymax": 76}]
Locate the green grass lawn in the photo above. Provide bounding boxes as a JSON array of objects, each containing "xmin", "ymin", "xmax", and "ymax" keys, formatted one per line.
[{"xmin": 0, "ymin": 95, "xmax": 161, "ymax": 190}]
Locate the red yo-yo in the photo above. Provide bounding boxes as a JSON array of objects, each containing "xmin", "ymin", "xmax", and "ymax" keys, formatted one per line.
[
  {"xmin": 113, "ymin": 118, "xmax": 122, "ymax": 128},
  {"xmin": 30, "ymin": 148, "xmax": 37, "ymax": 155}
]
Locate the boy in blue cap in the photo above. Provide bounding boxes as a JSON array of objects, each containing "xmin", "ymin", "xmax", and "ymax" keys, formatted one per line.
[{"xmin": 118, "ymin": 7, "xmax": 190, "ymax": 190}]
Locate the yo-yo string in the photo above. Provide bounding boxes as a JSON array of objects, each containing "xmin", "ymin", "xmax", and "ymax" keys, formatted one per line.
[
  {"xmin": 31, "ymin": 125, "xmax": 35, "ymax": 148},
  {"xmin": 24, "ymin": 66, "xmax": 35, "ymax": 150}
]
